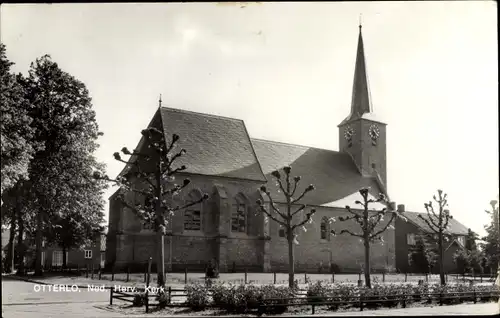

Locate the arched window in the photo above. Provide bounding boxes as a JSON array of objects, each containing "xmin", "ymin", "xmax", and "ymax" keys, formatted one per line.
[
  {"xmin": 184, "ymin": 190, "xmax": 202, "ymax": 231},
  {"xmin": 231, "ymin": 194, "xmax": 247, "ymax": 233},
  {"xmin": 320, "ymin": 217, "xmax": 330, "ymax": 241}
]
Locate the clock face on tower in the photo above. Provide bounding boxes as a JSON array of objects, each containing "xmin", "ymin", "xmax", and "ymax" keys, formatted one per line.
[
  {"xmin": 344, "ymin": 126, "xmax": 354, "ymax": 140},
  {"xmin": 369, "ymin": 124, "xmax": 380, "ymax": 145}
]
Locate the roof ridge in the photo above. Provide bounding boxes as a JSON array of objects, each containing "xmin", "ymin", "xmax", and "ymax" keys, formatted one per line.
[
  {"xmin": 251, "ymin": 138, "xmax": 342, "ymax": 153},
  {"xmin": 242, "ymin": 125, "xmax": 267, "ymax": 182},
  {"xmin": 160, "ymin": 106, "xmax": 244, "ymax": 123}
]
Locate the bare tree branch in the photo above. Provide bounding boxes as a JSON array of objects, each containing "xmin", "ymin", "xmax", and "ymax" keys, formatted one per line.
[
  {"xmin": 261, "ymin": 190, "xmax": 287, "ymax": 220},
  {"xmin": 292, "ymin": 209, "xmax": 316, "ymax": 230},
  {"xmin": 257, "ymin": 203, "xmax": 287, "ymax": 227},
  {"xmin": 171, "ymin": 194, "xmax": 208, "ymax": 212},
  {"xmin": 369, "ymin": 212, "xmax": 397, "ymax": 240},
  {"xmin": 339, "ymin": 229, "xmax": 363, "ymax": 238},
  {"xmin": 291, "ymin": 204, "xmax": 306, "ymax": 217},
  {"xmin": 420, "ymin": 215, "xmax": 440, "ymax": 234}
]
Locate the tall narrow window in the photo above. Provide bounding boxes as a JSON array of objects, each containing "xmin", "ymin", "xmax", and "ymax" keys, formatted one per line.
[
  {"xmin": 184, "ymin": 190, "xmax": 202, "ymax": 231},
  {"xmin": 232, "ymin": 194, "xmax": 247, "ymax": 233},
  {"xmin": 320, "ymin": 217, "xmax": 330, "ymax": 240}
]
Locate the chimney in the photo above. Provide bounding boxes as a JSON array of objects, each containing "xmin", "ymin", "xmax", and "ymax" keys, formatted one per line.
[
  {"xmin": 388, "ymin": 202, "xmax": 396, "ymax": 211},
  {"xmin": 397, "ymin": 204, "xmax": 405, "ymax": 213}
]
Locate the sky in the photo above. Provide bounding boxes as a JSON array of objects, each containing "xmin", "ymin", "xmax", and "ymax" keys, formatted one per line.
[{"xmin": 1, "ymin": 2, "xmax": 498, "ymax": 237}]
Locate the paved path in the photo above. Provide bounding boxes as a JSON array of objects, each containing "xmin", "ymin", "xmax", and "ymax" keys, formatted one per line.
[
  {"xmin": 313, "ymin": 302, "xmax": 499, "ymax": 316},
  {"xmin": 1, "ymin": 277, "xmax": 121, "ymax": 318},
  {"xmin": 2, "ymin": 277, "xmax": 499, "ymax": 317}
]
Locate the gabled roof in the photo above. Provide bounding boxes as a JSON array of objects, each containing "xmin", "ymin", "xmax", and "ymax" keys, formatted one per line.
[
  {"xmin": 445, "ymin": 238, "xmax": 464, "ymax": 252},
  {"xmin": 159, "ymin": 107, "xmax": 266, "ymax": 182},
  {"xmin": 403, "ymin": 211, "xmax": 469, "ymax": 236},
  {"xmin": 251, "ymin": 138, "xmax": 385, "ymax": 207}
]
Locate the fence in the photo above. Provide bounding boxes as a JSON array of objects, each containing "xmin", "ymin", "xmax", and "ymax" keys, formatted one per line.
[
  {"xmin": 34, "ymin": 263, "xmax": 498, "ymax": 286},
  {"xmin": 109, "ymin": 284, "xmax": 500, "ymax": 314}
]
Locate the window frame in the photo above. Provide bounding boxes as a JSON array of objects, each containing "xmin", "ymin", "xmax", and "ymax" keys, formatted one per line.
[
  {"xmin": 231, "ymin": 194, "xmax": 248, "ymax": 234},
  {"xmin": 320, "ymin": 217, "xmax": 330, "ymax": 241},
  {"xmin": 184, "ymin": 208, "xmax": 202, "ymax": 231},
  {"xmin": 183, "ymin": 190, "xmax": 204, "ymax": 232},
  {"xmin": 84, "ymin": 250, "xmax": 93, "ymax": 259},
  {"xmin": 52, "ymin": 250, "xmax": 68, "ymax": 267}
]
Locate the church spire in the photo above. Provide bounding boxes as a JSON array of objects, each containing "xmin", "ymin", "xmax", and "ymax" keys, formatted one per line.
[{"xmin": 339, "ymin": 24, "xmax": 374, "ymax": 126}]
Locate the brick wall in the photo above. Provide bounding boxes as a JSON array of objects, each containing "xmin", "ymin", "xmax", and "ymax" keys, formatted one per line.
[
  {"xmin": 269, "ymin": 204, "xmax": 396, "ymax": 273},
  {"xmin": 108, "ymin": 173, "xmax": 399, "ymax": 273}
]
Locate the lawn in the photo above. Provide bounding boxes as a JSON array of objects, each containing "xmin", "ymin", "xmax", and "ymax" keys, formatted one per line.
[{"xmin": 18, "ymin": 271, "xmax": 494, "ymax": 290}]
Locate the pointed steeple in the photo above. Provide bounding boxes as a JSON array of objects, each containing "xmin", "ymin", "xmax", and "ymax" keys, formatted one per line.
[{"xmin": 339, "ymin": 24, "xmax": 375, "ymax": 126}]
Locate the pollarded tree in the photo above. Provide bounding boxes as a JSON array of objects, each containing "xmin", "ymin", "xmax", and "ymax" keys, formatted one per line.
[
  {"xmin": 97, "ymin": 129, "xmax": 208, "ymax": 287},
  {"xmin": 333, "ymin": 187, "xmax": 402, "ymax": 288},
  {"xmin": 418, "ymin": 189, "xmax": 453, "ymax": 285},
  {"xmin": 256, "ymin": 166, "xmax": 318, "ymax": 288}
]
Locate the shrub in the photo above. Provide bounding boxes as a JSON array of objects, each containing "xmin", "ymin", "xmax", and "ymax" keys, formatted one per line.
[
  {"xmin": 331, "ymin": 283, "xmax": 359, "ymax": 308},
  {"xmin": 132, "ymin": 293, "xmax": 146, "ymax": 307},
  {"xmin": 211, "ymin": 282, "xmax": 233, "ymax": 309},
  {"xmin": 475, "ymin": 284, "xmax": 499, "ymax": 302},
  {"xmin": 306, "ymin": 281, "xmax": 330, "ymax": 304},
  {"xmin": 156, "ymin": 288, "xmax": 170, "ymax": 309},
  {"xmin": 210, "ymin": 283, "xmax": 295, "ymax": 314},
  {"xmin": 210, "ymin": 283, "xmax": 261, "ymax": 313},
  {"xmin": 258, "ymin": 285, "xmax": 295, "ymax": 314},
  {"xmin": 185, "ymin": 283, "xmax": 209, "ymax": 310},
  {"xmin": 362, "ymin": 285, "xmax": 386, "ymax": 309}
]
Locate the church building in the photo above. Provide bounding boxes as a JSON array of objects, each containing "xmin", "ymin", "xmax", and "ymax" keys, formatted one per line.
[{"xmin": 106, "ymin": 25, "xmax": 468, "ymax": 274}]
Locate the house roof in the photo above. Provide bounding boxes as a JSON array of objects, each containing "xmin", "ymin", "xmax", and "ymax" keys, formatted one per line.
[
  {"xmin": 403, "ymin": 211, "xmax": 469, "ymax": 235},
  {"xmin": 445, "ymin": 238, "xmax": 464, "ymax": 252},
  {"xmin": 141, "ymin": 107, "xmax": 267, "ymax": 182},
  {"xmin": 251, "ymin": 138, "xmax": 385, "ymax": 208}
]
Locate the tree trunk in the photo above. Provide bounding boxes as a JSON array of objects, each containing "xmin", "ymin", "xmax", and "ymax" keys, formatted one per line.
[
  {"xmin": 364, "ymin": 239, "xmax": 371, "ymax": 288},
  {"xmin": 155, "ymin": 168, "xmax": 165, "ymax": 287},
  {"xmin": 287, "ymin": 229, "xmax": 295, "ymax": 288},
  {"xmin": 438, "ymin": 232, "xmax": 445, "ymax": 285},
  {"xmin": 34, "ymin": 210, "xmax": 43, "ymax": 276},
  {"xmin": 15, "ymin": 202, "xmax": 25, "ymax": 276},
  {"xmin": 6, "ymin": 213, "xmax": 16, "ymax": 273},
  {"xmin": 156, "ymin": 231, "xmax": 165, "ymax": 287}
]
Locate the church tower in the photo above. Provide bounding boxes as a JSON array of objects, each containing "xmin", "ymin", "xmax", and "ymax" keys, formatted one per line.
[{"xmin": 338, "ymin": 24, "xmax": 388, "ymax": 191}]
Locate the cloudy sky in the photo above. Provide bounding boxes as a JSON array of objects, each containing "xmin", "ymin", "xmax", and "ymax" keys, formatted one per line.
[{"xmin": 1, "ymin": 2, "xmax": 497, "ymax": 236}]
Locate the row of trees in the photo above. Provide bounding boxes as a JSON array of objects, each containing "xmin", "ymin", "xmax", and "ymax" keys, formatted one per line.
[
  {"xmin": 1, "ymin": 43, "xmax": 107, "ymax": 275},
  {"xmin": 256, "ymin": 166, "xmax": 404, "ymax": 288},
  {"xmin": 103, "ymin": 126, "xmax": 488, "ymax": 289},
  {"xmin": 408, "ymin": 197, "xmax": 499, "ymax": 282}
]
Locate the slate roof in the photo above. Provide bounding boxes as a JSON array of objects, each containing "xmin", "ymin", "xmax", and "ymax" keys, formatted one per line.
[
  {"xmin": 158, "ymin": 107, "xmax": 267, "ymax": 182},
  {"xmin": 251, "ymin": 138, "xmax": 385, "ymax": 208},
  {"xmin": 403, "ymin": 211, "xmax": 469, "ymax": 235}
]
